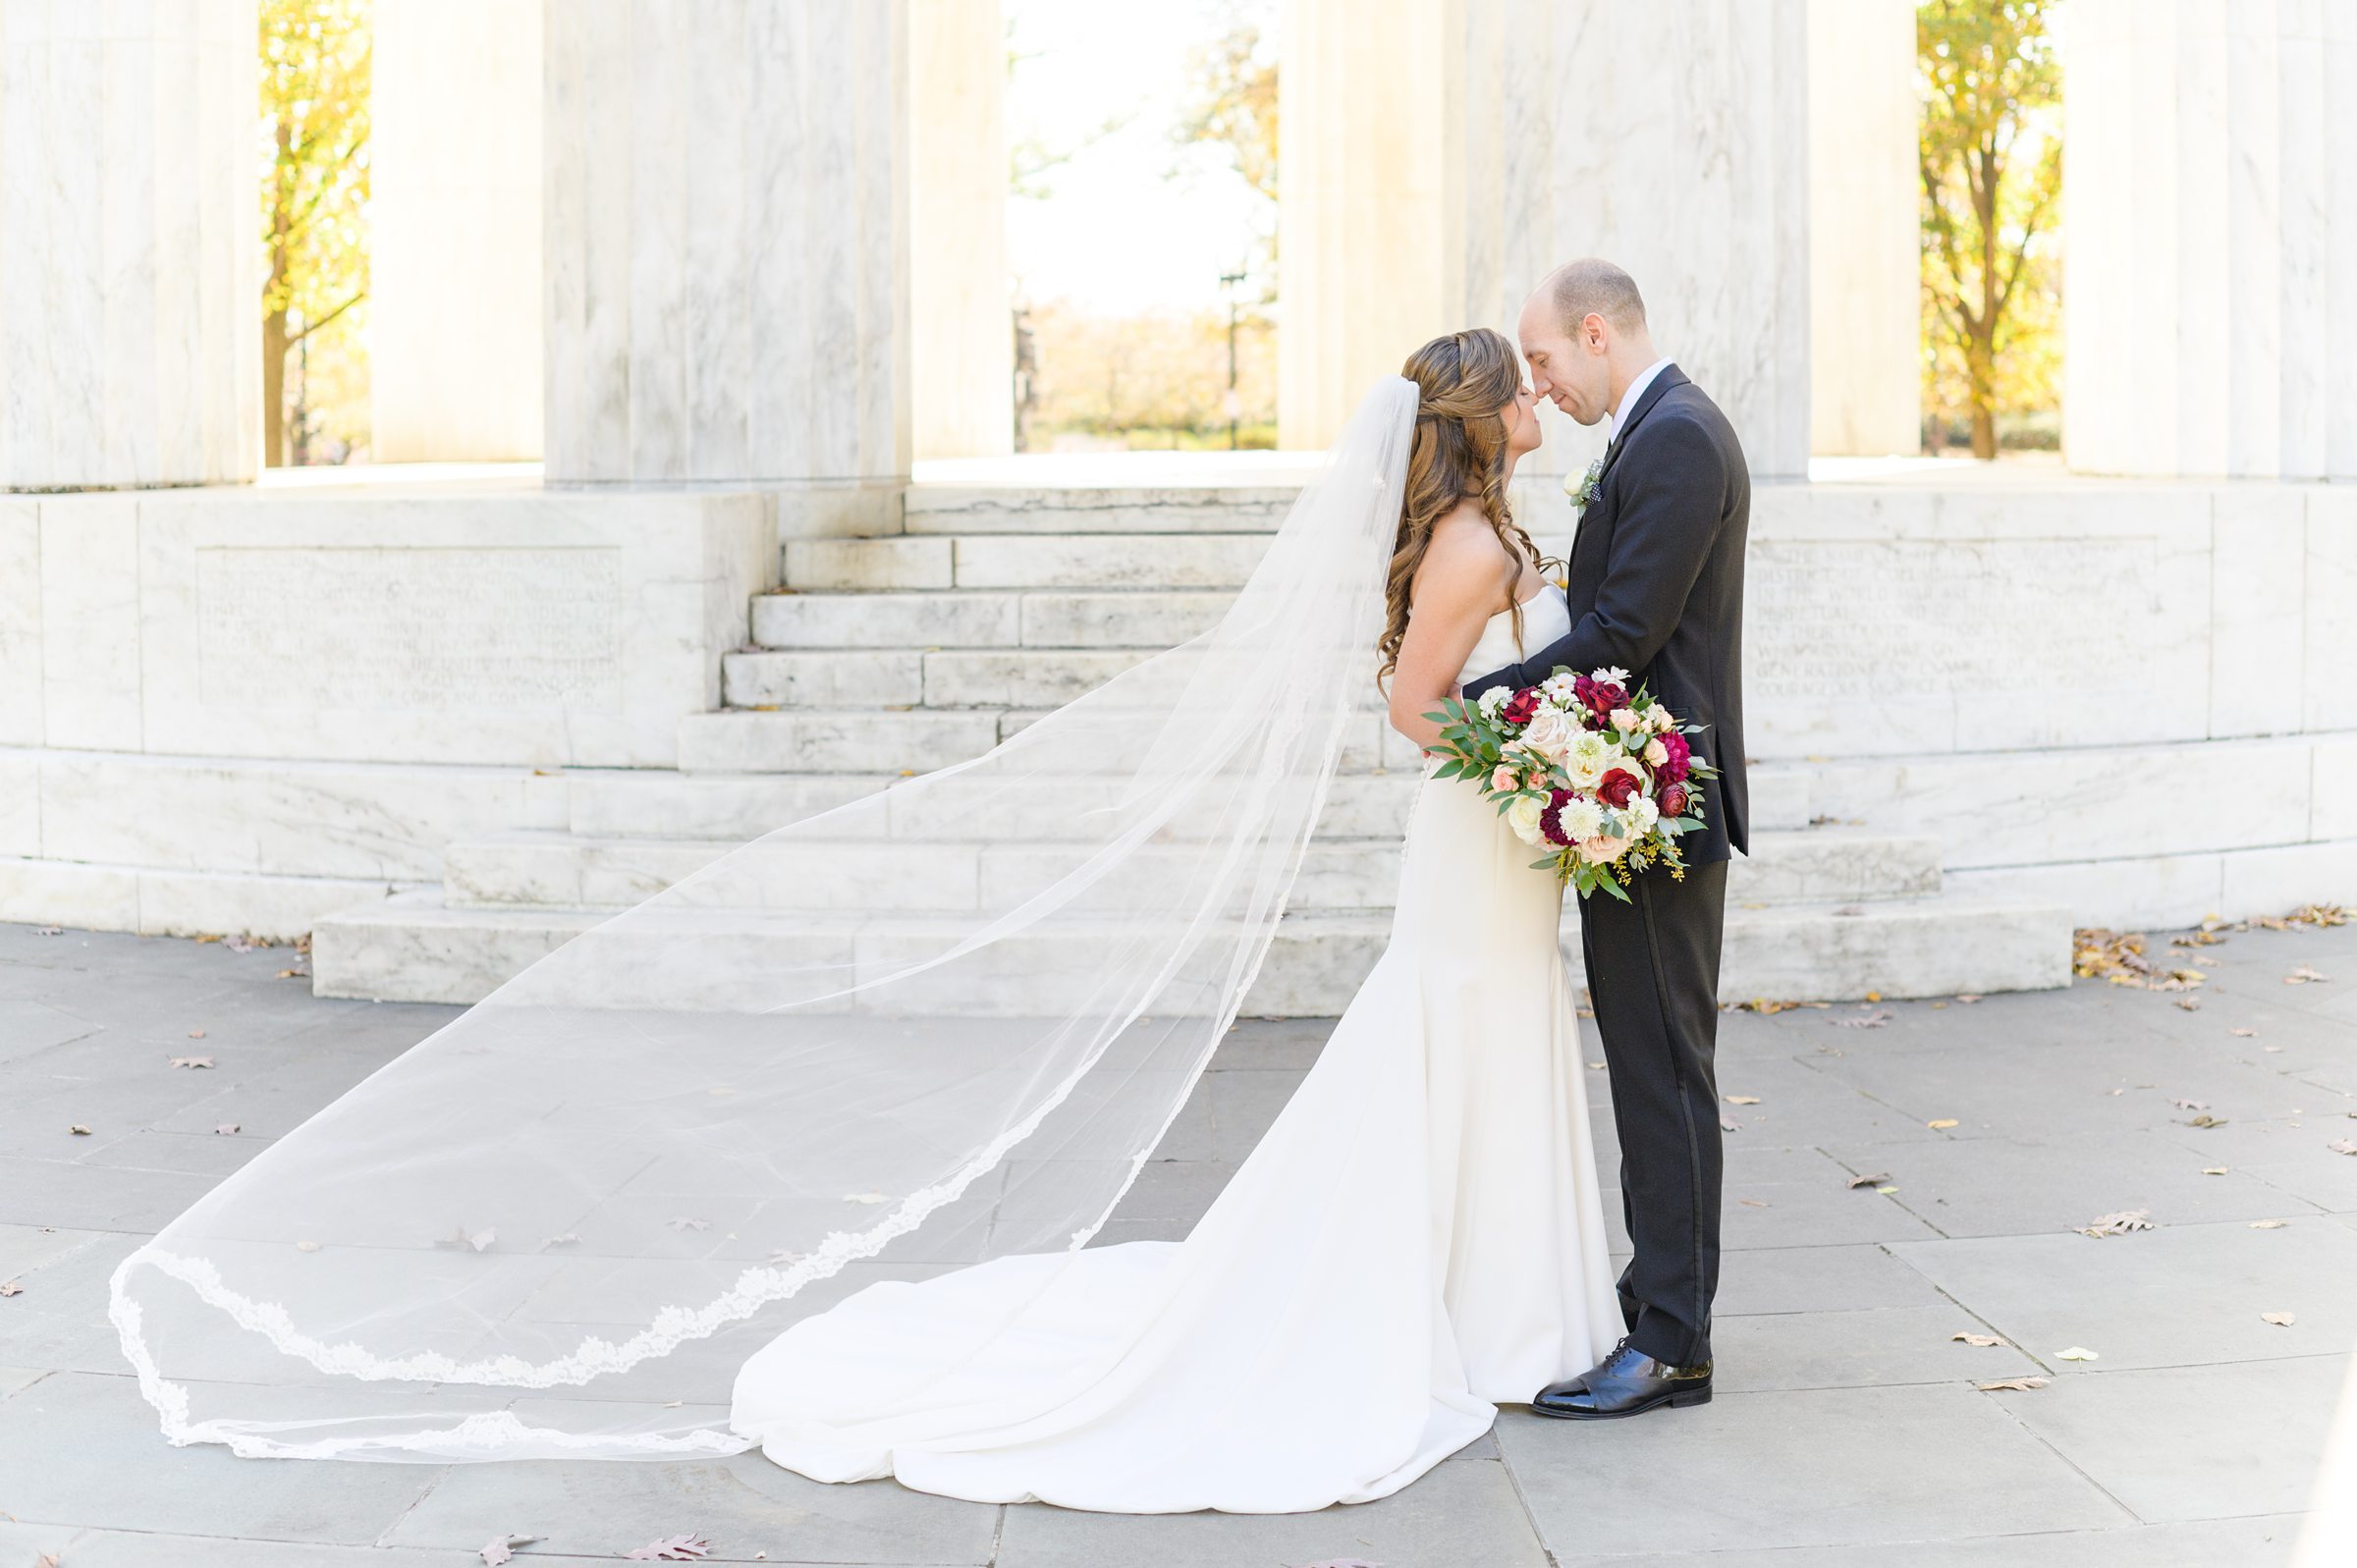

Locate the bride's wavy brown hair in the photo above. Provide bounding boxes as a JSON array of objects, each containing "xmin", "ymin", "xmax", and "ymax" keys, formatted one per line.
[{"xmin": 1376, "ymin": 327, "xmax": 1544, "ymax": 687}]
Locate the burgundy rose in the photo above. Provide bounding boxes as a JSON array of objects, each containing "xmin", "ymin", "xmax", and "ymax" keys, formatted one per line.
[
  {"xmin": 1597, "ymin": 768, "xmax": 1641, "ymax": 809},
  {"xmin": 1582, "ymin": 680, "xmax": 1627, "ymax": 722},
  {"xmin": 1500, "ymin": 686, "xmax": 1541, "ymax": 727},
  {"xmin": 1538, "ymin": 787, "xmax": 1576, "ymax": 845},
  {"xmin": 1659, "ymin": 782, "xmax": 1690, "ymax": 819},
  {"xmin": 1656, "ymin": 730, "xmax": 1692, "ymax": 784}
]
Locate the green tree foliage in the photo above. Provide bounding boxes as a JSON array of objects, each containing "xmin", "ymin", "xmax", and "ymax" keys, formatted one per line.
[
  {"xmin": 1918, "ymin": 0, "xmax": 2061, "ymax": 459},
  {"xmin": 261, "ymin": 0, "xmax": 370, "ymax": 465},
  {"xmin": 1175, "ymin": 18, "xmax": 1277, "ymax": 207}
]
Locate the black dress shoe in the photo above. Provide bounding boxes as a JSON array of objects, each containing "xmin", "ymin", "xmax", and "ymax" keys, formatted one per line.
[{"xmin": 1529, "ymin": 1338, "xmax": 1713, "ymax": 1420}]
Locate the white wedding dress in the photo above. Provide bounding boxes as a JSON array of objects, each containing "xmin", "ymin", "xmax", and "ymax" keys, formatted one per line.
[{"xmin": 730, "ymin": 587, "xmax": 1622, "ymax": 1513}]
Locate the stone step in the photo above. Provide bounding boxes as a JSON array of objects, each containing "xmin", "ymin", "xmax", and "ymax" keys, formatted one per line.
[
  {"xmin": 747, "ymin": 589, "xmax": 1232, "ymax": 652},
  {"xmin": 559, "ymin": 766, "xmax": 1818, "ymax": 840},
  {"xmin": 722, "ymin": 648, "xmax": 1163, "ymax": 711},
  {"xmin": 312, "ymin": 888, "xmax": 2067, "ymax": 1010},
  {"xmin": 784, "ymin": 533, "xmax": 1273, "ymax": 593},
  {"xmin": 903, "ymin": 483, "xmax": 1300, "ymax": 536},
  {"xmin": 440, "ymin": 826, "xmax": 1941, "ymax": 913}
]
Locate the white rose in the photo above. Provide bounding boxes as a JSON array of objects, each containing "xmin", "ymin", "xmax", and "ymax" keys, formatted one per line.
[
  {"xmin": 1643, "ymin": 737, "xmax": 1670, "ymax": 768},
  {"xmin": 1506, "ymin": 793, "xmax": 1548, "ymax": 845},
  {"xmin": 1521, "ymin": 707, "xmax": 1575, "ymax": 763}
]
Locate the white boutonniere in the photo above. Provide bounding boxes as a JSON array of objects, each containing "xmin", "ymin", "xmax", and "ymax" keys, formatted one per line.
[{"xmin": 1564, "ymin": 457, "xmax": 1605, "ymax": 520}]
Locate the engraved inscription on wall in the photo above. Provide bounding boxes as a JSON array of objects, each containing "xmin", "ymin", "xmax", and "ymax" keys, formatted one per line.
[
  {"xmin": 1747, "ymin": 539, "xmax": 2158, "ymax": 702},
  {"xmin": 197, "ymin": 547, "xmax": 625, "ymax": 709}
]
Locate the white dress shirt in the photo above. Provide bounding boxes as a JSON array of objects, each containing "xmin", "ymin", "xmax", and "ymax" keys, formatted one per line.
[{"xmin": 1608, "ymin": 355, "xmax": 1675, "ymax": 446}]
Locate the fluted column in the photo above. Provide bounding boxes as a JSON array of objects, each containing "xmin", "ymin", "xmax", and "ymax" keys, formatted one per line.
[
  {"xmin": 910, "ymin": 0, "xmax": 1010, "ymax": 460},
  {"xmin": 1278, "ymin": 0, "xmax": 1811, "ymax": 478},
  {"xmin": 2064, "ymin": 0, "xmax": 2357, "ymax": 478},
  {"xmin": 370, "ymin": 0, "xmax": 543, "ymax": 462},
  {"xmin": 544, "ymin": 0, "xmax": 909, "ymax": 528},
  {"xmin": 0, "ymin": 0, "xmax": 259, "ymax": 490},
  {"xmin": 1806, "ymin": 0, "xmax": 1919, "ymax": 457}
]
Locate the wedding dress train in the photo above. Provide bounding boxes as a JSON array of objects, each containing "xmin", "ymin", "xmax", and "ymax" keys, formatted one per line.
[{"xmin": 731, "ymin": 588, "xmax": 1622, "ymax": 1513}]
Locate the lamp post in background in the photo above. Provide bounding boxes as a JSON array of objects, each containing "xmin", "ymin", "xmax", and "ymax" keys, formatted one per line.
[{"xmin": 1220, "ymin": 268, "xmax": 1245, "ymax": 451}]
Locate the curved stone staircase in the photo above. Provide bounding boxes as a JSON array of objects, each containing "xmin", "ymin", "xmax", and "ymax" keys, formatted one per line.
[{"xmin": 313, "ymin": 480, "xmax": 2073, "ymax": 1009}]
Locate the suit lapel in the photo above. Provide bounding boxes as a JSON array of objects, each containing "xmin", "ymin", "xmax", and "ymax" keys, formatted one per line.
[{"xmin": 1595, "ymin": 363, "xmax": 1687, "ymax": 488}]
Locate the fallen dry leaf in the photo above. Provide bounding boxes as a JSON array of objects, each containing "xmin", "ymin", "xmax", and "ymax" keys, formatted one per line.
[
  {"xmin": 1719, "ymin": 1114, "xmax": 1741, "ymax": 1132},
  {"xmin": 479, "ymin": 1537, "xmax": 540, "ymax": 1566},
  {"xmin": 213, "ymin": 1123, "xmax": 241, "ymax": 1136},
  {"xmin": 1725, "ymin": 1095, "xmax": 1762, "ymax": 1106},
  {"xmin": 2285, "ymin": 965, "xmax": 2330, "ymax": 985},
  {"xmin": 1847, "ymin": 1171, "xmax": 1891, "ymax": 1189},
  {"xmin": 277, "ymin": 967, "xmax": 308, "ymax": 980},
  {"xmin": 544, "ymin": 1233, "xmax": 580, "ymax": 1248},
  {"xmin": 1293, "ymin": 1560, "xmax": 1384, "ymax": 1568},
  {"xmin": 1834, "ymin": 1009, "xmax": 1892, "ymax": 1029},
  {"xmin": 2078, "ymin": 1209, "xmax": 2155, "ymax": 1238},
  {"xmin": 1865, "ymin": 991, "xmax": 1884, "ymax": 1002},
  {"xmin": 0, "ymin": 1280, "xmax": 21, "ymax": 1297},
  {"xmin": 69, "ymin": 1125, "xmax": 90, "ymax": 1136},
  {"xmin": 2184, "ymin": 1113, "xmax": 2227, "ymax": 1128},
  {"xmin": 37, "ymin": 1554, "xmax": 59, "ymax": 1568},
  {"xmin": 844, "ymin": 1192, "xmax": 889, "ymax": 1205},
  {"xmin": 169, "ymin": 1055, "xmax": 214, "ymax": 1069},
  {"xmin": 1977, "ymin": 1377, "xmax": 2048, "ymax": 1392},
  {"xmin": 2173, "ymin": 997, "xmax": 2201, "ymax": 1011},
  {"xmin": 1927, "ymin": 1118, "xmax": 1960, "ymax": 1130},
  {"xmin": 1586, "ymin": 1059, "xmax": 1605, "ymax": 1069},
  {"xmin": 2230, "ymin": 1027, "xmax": 2258, "ymax": 1038},
  {"xmin": 2171, "ymin": 1098, "xmax": 2208, "ymax": 1110},
  {"xmin": 2055, "ymin": 1346, "xmax": 2100, "ymax": 1362},
  {"xmin": 296, "ymin": 1240, "xmax": 321, "ymax": 1253},
  {"xmin": 2250, "ymin": 1218, "xmax": 2290, "ymax": 1229},
  {"xmin": 624, "ymin": 1538, "xmax": 711, "ymax": 1562},
  {"xmin": 1953, "ymin": 993, "xmax": 1983, "ymax": 1004},
  {"xmin": 2329, "ymin": 1139, "xmax": 2357, "ymax": 1157},
  {"xmin": 187, "ymin": 1028, "xmax": 206, "ymax": 1039},
  {"xmin": 666, "ymin": 1217, "xmax": 711, "ymax": 1232},
  {"xmin": 1739, "ymin": 1198, "xmax": 1771, "ymax": 1209},
  {"xmin": 2262, "ymin": 1312, "xmax": 2296, "ymax": 1327},
  {"xmin": 1951, "ymin": 1332, "xmax": 2006, "ymax": 1347},
  {"xmin": 437, "ymin": 1226, "xmax": 496, "ymax": 1252},
  {"xmin": 2202, "ymin": 1166, "xmax": 2228, "ymax": 1175}
]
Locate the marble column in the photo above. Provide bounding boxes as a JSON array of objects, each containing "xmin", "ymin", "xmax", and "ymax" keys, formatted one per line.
[
  {"xmin": 1806, "ymin": 0, "xmax": 1920, "ymax": 457},
  {"xmin": 369, "ymin": 0, "xmax": 543, "ymax": 462},
  {"xmin": 1279, "ymin": 0, "xmax": 1811, "ymax": 478},
  {"xmin": 909, "ymin": 0, "xmax": 1011, "ymax": 460},
  {"xmin": 0, "ymin": 0, "xmax": 259, "ymax": 490},
  {"xmin": 2064, "ymin": 0, "xmax": 2357, "ymax": 479},
  {"xmin": 544, "ymin": 0, "xmax": 909, "ymax": 528},
  {"xmin": 1276, "ymin": 0, "xmax": 1453, "ymax": 453}
]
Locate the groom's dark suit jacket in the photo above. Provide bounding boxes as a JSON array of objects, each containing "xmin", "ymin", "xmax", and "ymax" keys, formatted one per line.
[{"xmin": 1464, "ymin": 365, "xmax": 1750, "ymax": 865}]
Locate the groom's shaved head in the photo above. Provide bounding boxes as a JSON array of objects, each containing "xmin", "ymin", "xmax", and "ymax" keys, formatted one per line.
[{"xmin": 1541, "ymin": 259, "xmax": 1647, "ymax": 335}]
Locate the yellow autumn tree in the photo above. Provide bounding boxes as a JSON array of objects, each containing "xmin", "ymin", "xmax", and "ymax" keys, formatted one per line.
[{"xmin": 261, "ymin": 0, "xmax": 370, "ymax": 465}]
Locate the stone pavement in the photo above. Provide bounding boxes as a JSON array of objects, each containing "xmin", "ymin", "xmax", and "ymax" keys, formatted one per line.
[{"xmin": 1, "ymin": 915, "xmax": 2350, "ymax": 1566}]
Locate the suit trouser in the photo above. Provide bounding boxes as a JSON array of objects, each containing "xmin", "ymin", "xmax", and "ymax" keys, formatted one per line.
[{"xmin": 1579, "ymin": 857, "xmax": 1727, "ymax": 1366}]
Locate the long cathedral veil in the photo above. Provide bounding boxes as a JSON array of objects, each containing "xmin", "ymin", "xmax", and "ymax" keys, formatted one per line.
[{"xmin": 109, "ymin": 378, "xmax": 1420, "ymax": 1461}]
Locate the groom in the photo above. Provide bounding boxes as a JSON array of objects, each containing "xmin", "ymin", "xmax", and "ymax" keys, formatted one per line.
[{"xmin": 1462, "ymin": 258, "xmax": 1750, "ymax": 1420}]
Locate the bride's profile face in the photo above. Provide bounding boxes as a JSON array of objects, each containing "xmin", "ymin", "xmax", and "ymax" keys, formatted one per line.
[{"xmin": 1502, "ymin": 381, "xmax": 1543, "ymax": 460}]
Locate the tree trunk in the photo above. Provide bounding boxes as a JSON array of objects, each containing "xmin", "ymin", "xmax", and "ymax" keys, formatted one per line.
[
  {"xmin": 1970, "ymin": 403, "xmax": 1997, "ymax": 460},
  {"xmin": 262, "ymin": 308, "xmax": 287, "ymax": 467}
]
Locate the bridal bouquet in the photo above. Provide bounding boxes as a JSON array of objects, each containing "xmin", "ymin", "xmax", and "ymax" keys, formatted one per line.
[{"xmin": 1423, "ymin": 667, "xmax": 1717, "ymax": 901}]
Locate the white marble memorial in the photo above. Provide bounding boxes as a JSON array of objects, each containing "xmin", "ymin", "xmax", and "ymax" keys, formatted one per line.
[
  {"xmin": 910, "ymin": 0, "xmax": 1013, "ymax": 460},
  {"xmin": 0, "ymin": 0, "xmax": 259, "ymax": 488}
]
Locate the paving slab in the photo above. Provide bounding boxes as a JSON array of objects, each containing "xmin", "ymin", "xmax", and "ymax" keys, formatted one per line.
[
  {"xmin": 1987, "ymin": 1354, "xmax": 2350, "ymax": 1524},
  {"xmin": 0, "ymin": 1370, "xmax": 441, "ymax": 1542},
  {"xmin": 1891, "ymin": 1217, "xmax": 2357, "ymax": 1372},
  {"xmin": 1707, "ymin": 1242, "xmax": 1950, "ymax": 1317},
  {"xmin": 996, "ymin": 1451, "xmax": 1546, "ymax": 1568},
  {"xmin": 1496, "ymin": 1385, "xmax": 2127, "ymax": 1557},
  {"xmin": 1709, "ymin": 1302, "xmax": 2047, "ymax": 1392},
  {"xmin": 1585, "ymin": 1513, "xmax": 2302, "ymax": 1566},
  {"xmin": 386, "ymin": 1453, "xmax": 1002, "ymax": 1565}
]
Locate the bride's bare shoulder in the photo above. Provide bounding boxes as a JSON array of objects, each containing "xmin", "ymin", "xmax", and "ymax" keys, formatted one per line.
[{"xmin": 1412, "ymin": 502, "xmax": 1516, "ymax": 611}]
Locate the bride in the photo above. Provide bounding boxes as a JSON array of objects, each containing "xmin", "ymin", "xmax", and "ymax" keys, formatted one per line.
[{"xmin": 108, "ymin": 329, "xmax": 1617, "ymax": 1513}]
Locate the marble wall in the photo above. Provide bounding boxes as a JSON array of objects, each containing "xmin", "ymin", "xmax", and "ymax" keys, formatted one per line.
[
  {"xmin": 542, "ymin": 0, "xmax": 909, "ymax": 531},
  {"xmin": 910, "ymin": 0, "xmax": 1013, "ymax": 460},
  {"xmin": 0, "ymin": 0, "xmax": 258, "ymax": 489},
  {"xmin": 1805, "ymin": 0, "xmax": 1920, "ymax": 457},
  {"xmin": 2065, "ymin": 0, "xmax": 2357, "ymax": 479},
  {"xmin": 369, "ymin": 0, "xmax": 544, "ymax": 461}
]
